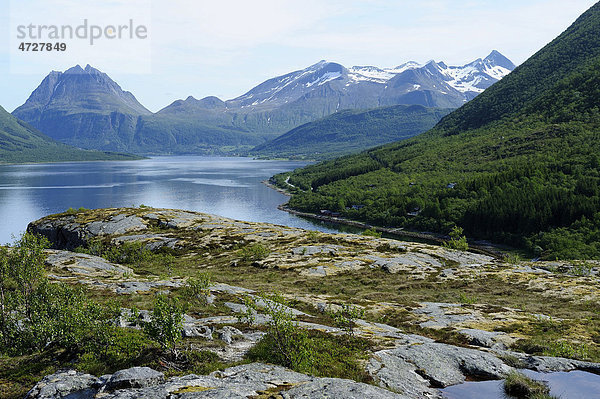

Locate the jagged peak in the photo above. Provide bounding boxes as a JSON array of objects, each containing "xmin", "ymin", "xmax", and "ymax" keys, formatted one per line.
[
  {"xmin": 483, "ymin": 50, "xmax": 516, "ymax": 69},
  {"xmin": 64, "ymin": 65, "xmax": 85, "ymax": 74}
]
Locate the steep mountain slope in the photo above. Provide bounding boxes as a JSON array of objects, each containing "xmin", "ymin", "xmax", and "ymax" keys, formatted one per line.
[
  {"xmin": 0, "ymin": 105, "xmax": 138, "ymax": 163},
  {"xmin": 276, "ymin": 2, "xmax": 600, "ymax": 259},
  {"xmin": 251, "ymin": 105, "xmax": 452, "ymax": 159},
  {"xmin": 13, "ymin": 65, "xmax": 151, "ymax": 152}
]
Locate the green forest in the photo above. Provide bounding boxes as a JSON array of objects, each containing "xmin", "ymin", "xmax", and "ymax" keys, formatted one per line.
[{"xmin": 274, "ymin": 3, "xmax": 600, "ymax": 260}]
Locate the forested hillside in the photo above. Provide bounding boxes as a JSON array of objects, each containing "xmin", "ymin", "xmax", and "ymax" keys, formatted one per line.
[{"xmin": 275, "ymin": 2, "xmax": 600, "ymax": 259}]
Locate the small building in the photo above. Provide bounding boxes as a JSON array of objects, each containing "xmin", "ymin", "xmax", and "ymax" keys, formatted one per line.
[
  {"xmin": 407, "ymin": 207, "xmax": 421, "ymax": 217},
  {"xmin": 446, "ymin": 183, "xmax": 457, "ymax": 189},
  {"xmin": 351, "ymin": 204, "xmax": 365, "ymax": 210}
]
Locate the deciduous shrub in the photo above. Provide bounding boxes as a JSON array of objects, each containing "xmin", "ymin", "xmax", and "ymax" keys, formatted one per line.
[
  {"xmin": 443, "ymin": 226, "xmax": 469, "ymax": 251},
  {"xmin": 239, "ymin": 243, "xmax": 270, "ymax": 262},
  {"xmin": 183, "ymin": 273, "xmax": 212, "ymax": 304}
]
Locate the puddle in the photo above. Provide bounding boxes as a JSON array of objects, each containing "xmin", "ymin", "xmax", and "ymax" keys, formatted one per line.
[{"xmin": 442, "ymin": 370, "xmax": 600, "ymax": 399}]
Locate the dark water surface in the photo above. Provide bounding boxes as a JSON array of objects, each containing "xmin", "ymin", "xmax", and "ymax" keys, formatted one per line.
[
  {"xmin": 0, "ymin": 156, "xmax": 348, "ymax": 244},
  {"xmin": 442, "ymin": 370, "xmax": 600, "ymax": 399}
]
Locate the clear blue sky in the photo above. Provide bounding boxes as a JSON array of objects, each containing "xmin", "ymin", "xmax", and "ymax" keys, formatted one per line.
[{"xmin": 0, "ymin": 0, "xmax": 597, "ymax": 112}]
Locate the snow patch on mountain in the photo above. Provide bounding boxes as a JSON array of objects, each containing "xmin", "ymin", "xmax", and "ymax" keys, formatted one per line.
[
  {"xmin": 306, "ymin": 71, "xmax": 342, "ymax": 87},
  {"xmin": 346, "ymin": 54, "xmax": 512, "ymax": 94}
]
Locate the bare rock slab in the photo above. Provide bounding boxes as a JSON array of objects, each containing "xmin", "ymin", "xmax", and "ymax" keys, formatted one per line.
[
  {"xmin": 25, "ymin": 370, "xmax": 99, "ymax": 399},
  {"xmin": 104, "ymin": 366, "xmax": 165, "ymax": 391}
]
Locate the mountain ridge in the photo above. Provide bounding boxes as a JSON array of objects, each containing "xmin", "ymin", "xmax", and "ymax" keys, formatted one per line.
[{"xmin": 12, "ymin": 51, "xmax": 513, "ymax": 155}]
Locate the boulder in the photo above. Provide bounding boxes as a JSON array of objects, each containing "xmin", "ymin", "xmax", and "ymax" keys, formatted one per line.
[
  {"xmin": 104, "ymin": 367, "xmax": 165, "ymax": 391},
  {"xmin": 25, "ymin": 370, "xmax": 99, "ymax": 399}
]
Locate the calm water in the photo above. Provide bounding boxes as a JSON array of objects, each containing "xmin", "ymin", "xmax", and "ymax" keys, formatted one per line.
[
  {"xmin": 0, "ymin": 156, "xmax": 348, "ymax": 244},
  {"xmin": 442, "ymin": 370, "xmax": 600, "ymax": 399}
]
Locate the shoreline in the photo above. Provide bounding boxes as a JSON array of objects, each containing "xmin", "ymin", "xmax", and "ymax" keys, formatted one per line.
[
  {"xmin": 277, "ymin": 204, "xmax": 507, "ymax": 258},
  {"xmin": 262, "ymin": 179, "xmax": 292, "ymax": 197},
  {"xmin": 264, "ymin": 178, "xmax": 509, "ymax": 258}
]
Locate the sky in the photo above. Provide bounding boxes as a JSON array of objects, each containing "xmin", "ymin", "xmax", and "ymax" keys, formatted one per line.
[{"xmin": 0, "ymin": 0, "xmax": 597, "ymax": 112}]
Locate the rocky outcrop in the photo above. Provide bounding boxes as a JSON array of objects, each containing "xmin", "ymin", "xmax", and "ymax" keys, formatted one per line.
[
  {"xmin": 29, "ymin": 212, "xmax": 147, "ymax": 250},
  {"xmin": 25, "ymin": 370, "xmax": 99, "ymax": 399},
  {"xmin": 26, "ymin": 363, "xmax": 407, "ymax": 399},
  {"xmin": 23, "ymin": 207, "xmax": 600, "ymax": 398},
  {"xmin": 367, "ymin": 334, "xmax": 513, "ymax": 398},
  {"xmin": 103, "ymin": 367, "xmax": 165, "ymax": 391},
  {"xmin": 45, "ymin": 250, "xmax": 133, "ymax": 277}
]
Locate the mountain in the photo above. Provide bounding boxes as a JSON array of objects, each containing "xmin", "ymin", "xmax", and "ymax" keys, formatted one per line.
[
  {"xmin": 250, "ymin": 105, "xmax": 452, "ymax": 160},
  {"xmin": 13, "ymin": 65, "xmax": 151, "ymax": 152},
  {"xmin": 0, "ymin": 105, "xmax": 139, "ymax": 164},
  {"xmin": 14, "ymin": 52, "xmax": 513, "ymax": 155},
  {"xmin": 275, "ymin": 3, "xmax": 600, "ymax": 260},
  {"xmin": 160, "ymin": 52, "xmax": 513, "ymax": 136}
]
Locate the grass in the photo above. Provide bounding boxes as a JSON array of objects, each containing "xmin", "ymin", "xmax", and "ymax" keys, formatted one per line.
[
  {"xmin": 247, "ymin": 330, "xmax": 373, "ymax": 383},
  {"xmin": 503, "ymin": 371, "xmax": 558, "ymax": 399},
  {"xmin": 0, "ymin": 350, "xmax": 64, "ymax": 399},
  {"xmin": 147, "ymin": 251, "xmax": 600, "ymax": 361}
]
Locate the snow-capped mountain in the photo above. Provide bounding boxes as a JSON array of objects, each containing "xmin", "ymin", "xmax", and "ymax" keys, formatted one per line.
[
  {"xmin": 14, "ymin": 52, "xmax": 514, "ymax": 154},
  {"xmin": 156, "ymin": 50, "xmax": 514, "ymax": 137},
  {"xmin": 207, "ymin": 50, "xmax": 514, "ymax": 115},
  {"xmin": 348, "ymin": 50, "xmax": 514, "ymax": 98}
]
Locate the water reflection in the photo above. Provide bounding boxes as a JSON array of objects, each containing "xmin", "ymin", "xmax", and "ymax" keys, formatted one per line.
[
  {"xmin": 0, "ymin": 156, "xmax": 343, "ymax": 243},
  {"xmin": 442, "ymin": 370, "xmax": 600, "ymax": 399}
]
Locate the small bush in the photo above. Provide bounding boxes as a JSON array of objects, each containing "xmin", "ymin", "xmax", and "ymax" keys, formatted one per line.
[
  {"xmin": 245, "ymin": 292, "xmax": 310, "ymax": 369},
  {"xmin": 327, "ymin": 304, "xmax": 365, "ymax": 336},
  {"xmin": 237, "ymin": 294, "xmax": 257, "ymax": 327},
  {"xmin": 443, "ymin": 226, "xmax": 469, "ymax": 251},
  {"xmin": 183, "ymin": 273, "xmax": 212, "ymax": 304},
  {"xmin": 570, "ymin": 260, "xmax": 594, "ymax": 276},
  {"xmin": 133, "ymin": 295, "xmax": 186, "ymax": 357},
  {"xmin": 239, "ymin": 244, "xmax": 270, "ymax": 262},
  {"xmin": 305, "ymin": 230, "xmax": 320, "ymax": 242},
  {"xmin": 503, "ymin": 253, "xmax": 521, "ymax": 265},
  {"xmin": 361, "ymin": 228, "xmax": 382, "ymax": 238},
  {"xmin": 457, "ymin": 292, "xmax": 478, "ymax": 304}
]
